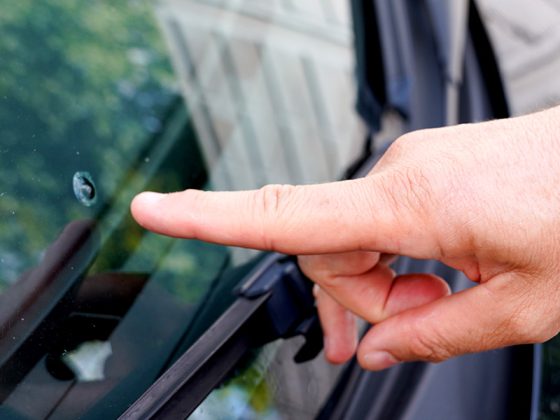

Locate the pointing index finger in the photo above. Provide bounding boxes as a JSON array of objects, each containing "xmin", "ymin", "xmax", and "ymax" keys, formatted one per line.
[{"xmin": 130, "ymin": 177, "xmax": 438, "ymax": 257}]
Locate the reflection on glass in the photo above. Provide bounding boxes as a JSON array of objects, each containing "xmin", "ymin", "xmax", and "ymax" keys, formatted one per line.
[
  {"xmin": 192, "ymin": 338, "xmax": 343, "ymax": 420},
  {"xmin": 62, "ymin": 340, "xmax": 112, "ymax": 382},
  {"xmin": 191, "ymin": 344, "xmax": 282, "ymax": 420},
  {"xmin": 0, "ymin": 0, "xmax": 362, "ymax": 418},
  {"xmin": 0, "ymin": 0, "xmax": 178, "ymax": 288}
]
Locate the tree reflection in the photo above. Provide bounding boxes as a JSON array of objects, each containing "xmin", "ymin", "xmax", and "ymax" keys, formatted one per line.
[{"xmin": 0, "ymin": 0, "xmax": 177, "ymax": 288}]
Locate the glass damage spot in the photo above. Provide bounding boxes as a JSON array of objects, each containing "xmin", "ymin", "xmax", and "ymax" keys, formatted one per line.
[
  {"xmin": 62, "ymin": 340, "xmax": 112, "ymax": 382},
  {"xmin": 73, "ymin": 171, "xmax": 97, "ymax": 207}
]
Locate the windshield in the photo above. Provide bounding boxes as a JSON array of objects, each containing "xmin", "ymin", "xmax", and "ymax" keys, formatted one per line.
[{"xmin": 0, "ymin": 0, "xmax": 365, "ymax": 417}]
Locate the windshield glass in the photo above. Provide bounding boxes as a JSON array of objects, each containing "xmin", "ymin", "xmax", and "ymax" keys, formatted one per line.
[{"xmin": 0, "ymin": 0, "xmax": 364, "ymax": 417}]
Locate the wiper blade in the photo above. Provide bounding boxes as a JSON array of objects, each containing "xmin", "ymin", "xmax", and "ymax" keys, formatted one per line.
[{"xmin": 119, "ymin": 254, "xmax": 322, "ymax": 419}]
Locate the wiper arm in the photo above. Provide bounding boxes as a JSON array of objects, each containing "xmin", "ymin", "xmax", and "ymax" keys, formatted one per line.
[{"xmin": 119, "ymin": 254, "xmax": 322, "ymax": 420}]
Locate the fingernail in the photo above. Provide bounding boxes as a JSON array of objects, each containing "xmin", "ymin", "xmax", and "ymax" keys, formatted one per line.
[
  {"xmin": 323, "ymin": 335, "xmax": 330, "ymax": 355},
  {"xmin": 362, "ymin": 351, "xmax": 399, "ymax": 370},
  {"xmin": 135, "ymin": 191, "xmax": 164, "ymax": 206},
  {"xmin": 313, "ymin": 284, "xmax": 321, "ymax": 298}
]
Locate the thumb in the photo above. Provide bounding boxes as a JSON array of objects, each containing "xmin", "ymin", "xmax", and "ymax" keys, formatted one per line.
[
  {"xmin": 131, "ymin": 175, "xmax": 441, "ymax": 258},
  {"xmin": 356, "ymin": 272, "xmax": 554, "ymax": 370}
]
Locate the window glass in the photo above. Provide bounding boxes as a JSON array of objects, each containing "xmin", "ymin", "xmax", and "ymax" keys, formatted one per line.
[
  {"xmin": 192, "ymin": 339, "xmax": 343, "ymax": 420},
  {"xmin": 478, "ymin": 1, "xmax": 560, "ymax": 418},
  {"xmin": 0, "ymin": 0, "xmax": 365, "ymax": 418}
]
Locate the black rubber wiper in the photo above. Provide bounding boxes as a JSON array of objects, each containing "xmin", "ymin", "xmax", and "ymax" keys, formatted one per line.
[{"xmin": 119, "ymin": 253, "xmax": 322, "ymax": 420}]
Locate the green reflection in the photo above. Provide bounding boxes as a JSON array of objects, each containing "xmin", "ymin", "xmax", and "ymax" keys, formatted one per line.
[
  {"xmin": 191, "ymin": 344, "xmax": 281, "ymax": 420},
  {"xmin": 0, "ymin": 0, "xmax": 176, "ymax": 288},
  {"xmin": 0, "ymin": 1, "xmax": 251, "ymax": 417}
]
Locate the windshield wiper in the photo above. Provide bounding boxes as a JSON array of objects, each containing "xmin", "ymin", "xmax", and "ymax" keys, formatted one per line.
[{"xmin": 119, "ymin": 253, "xmax": 322, "ymax": 419}]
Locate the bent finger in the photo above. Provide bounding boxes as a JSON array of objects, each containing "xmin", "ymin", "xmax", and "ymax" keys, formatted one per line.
[
  {"xmin": 303, "ymin": 257, "xmax": 449, "ymax": 325},
  {"xmin": 356, "ymin": 272, "xmax": 556, "ymax": 370},
  {"xmin": 314, "ymin": 285, "xmax": 357, "ymax": 364}
]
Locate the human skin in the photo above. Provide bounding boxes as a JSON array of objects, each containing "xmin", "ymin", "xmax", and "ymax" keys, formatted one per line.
[{"xmin": 131, "ymin": 105, "xmax": 560, "ymax": 370}]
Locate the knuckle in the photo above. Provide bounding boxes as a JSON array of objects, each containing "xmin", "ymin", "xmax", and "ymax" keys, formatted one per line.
[
  {"xmin": 385, "ymin": 131, "xmax": 422, "ymax": 160},
  {"xmin": 319, "ymin": 274, "xmax": 343, "ymax": 290},
  {"xmin": 372, "ymin": 132, "xmax": 442, "ymax": 236},
  {"xmin": 253, "ymin": 184, "xmax": 295, "ymax": 250},
  {"xmin": 256, "ymin": 184, "xmax": 293, "ymax": 216}
]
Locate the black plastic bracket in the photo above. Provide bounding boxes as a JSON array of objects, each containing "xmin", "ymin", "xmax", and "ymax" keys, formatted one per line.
[{"xmin": 237, "ymin": 254, "xmax": 323, "ymax": 362}]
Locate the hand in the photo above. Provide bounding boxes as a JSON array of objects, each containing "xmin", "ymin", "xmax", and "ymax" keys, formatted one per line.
[{"xmin": 131, "ymin": 106, "xmax": 560, "ymax": 370}]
